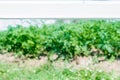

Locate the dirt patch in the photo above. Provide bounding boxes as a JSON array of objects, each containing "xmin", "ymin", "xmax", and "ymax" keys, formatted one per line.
[
  {"xmin": 0, "ymin": 53, "xmax": 120, "ymax": 75},
  {"xmin": 93, "ymin": 60, "xmax": 120, "ymax": 75},
  {"xmin": 0, "ymin": 53, "xmax": 19, "ymax": 63},
  {"xmin": 0, "ymin": 53, "xmax": 48, "ymax": 68}
]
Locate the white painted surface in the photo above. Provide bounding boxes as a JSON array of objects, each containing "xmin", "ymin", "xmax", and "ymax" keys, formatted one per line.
[
  {"xmin": 0, "ymin": 1, "xmax": 120, "ymax": 30},
  {"xmin": 0, "ymin": 1, "xmax": 120, "ymax": 18}
]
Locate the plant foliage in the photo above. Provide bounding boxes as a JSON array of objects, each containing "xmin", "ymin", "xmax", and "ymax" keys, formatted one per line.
[{"xmin": 0, "ymin": 20, "xmax": 120, "ymax": 59}]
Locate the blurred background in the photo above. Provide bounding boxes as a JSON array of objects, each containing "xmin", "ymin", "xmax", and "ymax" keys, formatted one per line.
[{"xmin": 0, "ymin": 19, "xmax": 119, "ymax": 31}]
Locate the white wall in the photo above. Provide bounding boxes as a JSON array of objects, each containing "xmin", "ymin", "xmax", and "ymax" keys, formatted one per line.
[{"xmin": 0, "ymin": 0, "xmax": 120, "ymax": 30}]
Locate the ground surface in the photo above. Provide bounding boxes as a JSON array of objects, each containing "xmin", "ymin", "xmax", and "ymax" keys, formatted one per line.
[{"xmin": 0, "ymin": 53, "xmax": 120, "ymax": 75}]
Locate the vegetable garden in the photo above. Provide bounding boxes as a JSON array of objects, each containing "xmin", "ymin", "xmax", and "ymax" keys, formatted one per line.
[
  {"xmin": 0, "ymin": 20, "xmax": 120, "ymax": 60},
  {"xmin": 0, "ymin": 19, "xmax": 120, "ymax": 80}
]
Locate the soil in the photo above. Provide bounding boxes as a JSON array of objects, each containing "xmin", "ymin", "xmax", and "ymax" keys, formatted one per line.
[
  {"xmin": 0, "ymin": 53, "xmax": 120, "ymax": 75},
  {"xmin": 0, "ymin": 53, "xmax": 48, "ymax": 68}
]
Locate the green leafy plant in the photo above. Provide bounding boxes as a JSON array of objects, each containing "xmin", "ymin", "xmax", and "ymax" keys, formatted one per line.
[
  {"xmin": 0, "ymin": 20, "xmax": 120, "ymax": 59},
  {"xmin": 0, "ymin": 25, "xmax": 44, "ymax": 57}
]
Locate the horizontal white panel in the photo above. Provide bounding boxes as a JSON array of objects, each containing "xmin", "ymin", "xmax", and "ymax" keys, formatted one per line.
[{"xmin": 0, "ymin": 1, "xmax": 120, "ymax": 18}]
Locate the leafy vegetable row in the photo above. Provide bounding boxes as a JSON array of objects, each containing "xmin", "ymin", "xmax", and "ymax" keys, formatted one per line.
[{"xmin": 0, "ymin": 20, "xmax": 120, "ymax": 59}]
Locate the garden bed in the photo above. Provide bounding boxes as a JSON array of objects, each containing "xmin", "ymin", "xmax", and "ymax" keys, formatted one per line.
[{"xmin": 0, "ymin": 19, "xmax": 120, "ymax": 80}]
